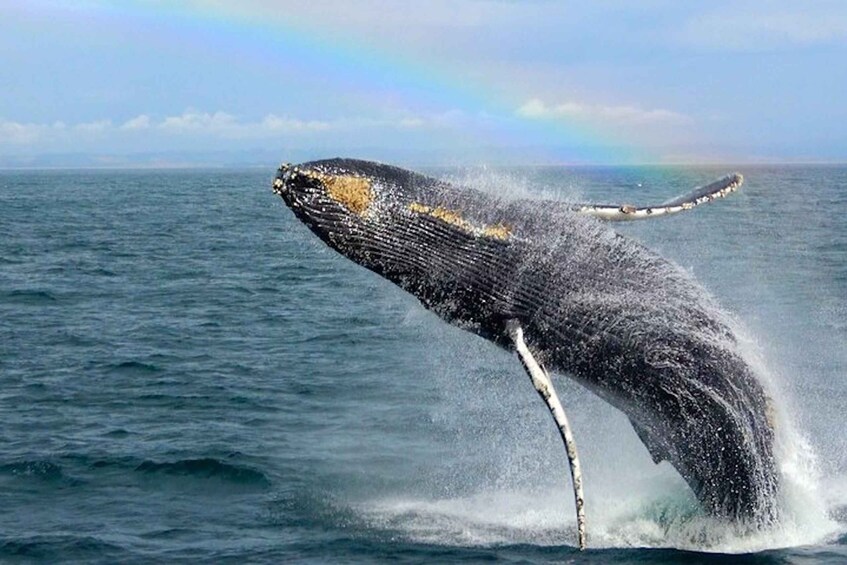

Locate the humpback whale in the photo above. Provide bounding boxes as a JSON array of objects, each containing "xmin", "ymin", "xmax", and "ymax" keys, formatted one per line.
[{"xmin": 272, "ymin": 158, "xmax": 778, "ymax": 548}]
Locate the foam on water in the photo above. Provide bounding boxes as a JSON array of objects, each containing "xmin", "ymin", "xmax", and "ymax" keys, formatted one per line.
[
  {"xmin": 355, "ymin": 437, "xmax": 845, "ymax": 553},
  {"xmin": 353, "ymin": 443, "xmax": 846, "ymax": 553},
  {"xmin": 733, "ymin": 321, "xmax": 845, "ymax": 548}
]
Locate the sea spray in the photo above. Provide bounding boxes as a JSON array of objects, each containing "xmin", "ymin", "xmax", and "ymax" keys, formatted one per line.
[{"xmin": 347, "ymin": 166, "xmax": 836, "ymax": 552}]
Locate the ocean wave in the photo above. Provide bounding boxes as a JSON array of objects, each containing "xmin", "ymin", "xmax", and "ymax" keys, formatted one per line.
[
  {"xmin": 134, "ymin": 458, "xmax": 270, "ymax": 486},
  {"xmin": 137, "ymin": 527, "xmax": 194, "ymax": 540},
  {"xmin": 4, "ymin": 289, "xmax": 58, "ymax": 304},
  {"xmin": 0, "ymin": 535, "xmax": 123, "ymax": 560},
  {"xmin": 108, "ymin": 360, "xmax": 163, "ymax": 374},
  {"xmin": 89, "ymin": 267, "xmax": 118, "ymax": 277},
  {"xmin": 0, "ymin": 460, "xmax": 65, "ymax": 482},
  {"xmin": 102, "ymin": 428, "xmax": 132, "ymax": 438}
]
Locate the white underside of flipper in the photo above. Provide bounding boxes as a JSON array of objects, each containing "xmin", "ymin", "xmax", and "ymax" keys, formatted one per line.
[
  {"xmin": 574, "ymin": 173, "xmax": 744, "ymax": 221},
  {"xmin": 508, "ymin": 320, "xmax": 587, "ymax": 550}
]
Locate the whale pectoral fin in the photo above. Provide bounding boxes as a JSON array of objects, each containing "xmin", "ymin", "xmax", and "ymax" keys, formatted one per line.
[
  {"xmin": 629, "ymin": 418, "xmax": 670, "ymax": 464},
  {"xmin": 507, "ymin": 320, "xmax": 587, "ymax": 551},
  {"xmin": 572, "ymin": 173, "xmax": 743, "ymax": 221}
]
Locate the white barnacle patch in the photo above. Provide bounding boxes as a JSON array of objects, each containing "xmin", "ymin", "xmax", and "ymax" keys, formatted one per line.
[
  {"xmin": 299, "ymin": 169, "xmax": 374, "ymax": 216},
  {"xmin": 407, "ymin": 202, "xmax": 512, "ymax": 241}
]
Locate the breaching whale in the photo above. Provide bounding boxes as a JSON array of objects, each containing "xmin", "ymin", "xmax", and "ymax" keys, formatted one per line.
[{"xmin": 272, "ymin": 158, "xmax": 778, "ymax": 549}]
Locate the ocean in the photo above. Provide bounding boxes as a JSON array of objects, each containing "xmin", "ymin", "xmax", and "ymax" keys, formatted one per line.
[{"xmin": 1, "ymin": 165, "xmax": 845, "ymax": 563}]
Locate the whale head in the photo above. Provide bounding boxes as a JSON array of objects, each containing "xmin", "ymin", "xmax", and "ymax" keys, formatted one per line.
[{"xmin": 274, "ymin": 158, "xmax": 515, "ymax": 281}]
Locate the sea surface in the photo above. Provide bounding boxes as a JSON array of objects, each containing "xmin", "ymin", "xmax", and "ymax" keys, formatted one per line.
[{"xmin": 1, "ymin": 165, "xmax": 845, "ymax": 563}]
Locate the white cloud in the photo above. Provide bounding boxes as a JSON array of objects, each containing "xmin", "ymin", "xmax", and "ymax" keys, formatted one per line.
[
  {"xmin": 121, "ymin": 115, "xmax": 151, "ymax": 130},
  {"xmin": 0, "ymin": 109, "xmax": 452, "ymax": 148},
  {"xmin": 159, "ymin": 110, "xmax": 237, "ymax": 132},
  {"xmin": 0, "ymin": 119, "xmax": 50, "ymax": 144},
  {"xmin": 1, "ymin": 117, "xmax": 115, "ymax": 145},
  {"xmin": 261, "ymin": 114, "xmax": 332, "ymax": 132},
  {"xmin": 517, "ymin": 98, "xmax": 691, "ymax": 126}
]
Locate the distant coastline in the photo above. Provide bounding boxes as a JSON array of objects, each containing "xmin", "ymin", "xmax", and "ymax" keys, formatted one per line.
[{"xmin": 1, "ymin": 151, "xmax": 845, "ymax": 170}]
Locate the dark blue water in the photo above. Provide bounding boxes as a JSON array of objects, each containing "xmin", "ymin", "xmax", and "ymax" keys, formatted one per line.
[{"xmin": 1, "ymin": 166, "xmax": 845, "ymax": 563}]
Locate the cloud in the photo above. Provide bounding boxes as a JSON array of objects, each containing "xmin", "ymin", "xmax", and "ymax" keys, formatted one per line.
[
  {"xmin": 517, "ymin": 98, "xmax": 692, "ymax": 126},
  {"xmin": 398, "ymin": 117, "xmax": 426, "ymax": 128},
  {"xmin": 159, "ymin": 110, "xmax": 237, "ymax": 132},
  {"xmin": 152, "ymin": 110, "xmax": 433, "ymax": 137},
  {"xmin": 261, "ymin": 114, "xmax": 332, "ymax": 132},
  {"xmin": 195, "ymin": 0, "xmax": 529, "ymax": 29},
  {"xmin": 0, "ymin": 119, "xmax": 50, "ymax": 144},
  {"xmin": 0, "ymin": 109, "xmax": 452, "ymax": 148},
  {"xmin": 121, "ymin": 115, "xmax": 151, "ymax": 130},
  {"xmin": 74, "ymin": 119, "xmax": 113, "ymax": 133},
  {"xmin": 679, "ymin": 5, "xmax": 847, "ymax": 50}
]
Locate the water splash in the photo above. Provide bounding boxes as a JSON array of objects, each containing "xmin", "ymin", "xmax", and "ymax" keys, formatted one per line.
[
  {"xmin": 731, "ymin": 320, "xmax": 844, "ymax": 548},
  {"xmin": 346, "ymin": 168, "xmax": 847, "ymax": 553}
]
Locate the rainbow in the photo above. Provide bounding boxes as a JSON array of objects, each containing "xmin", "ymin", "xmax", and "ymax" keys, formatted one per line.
[{"xmin": 20, "ymin": 0, "xmax": 647, "ymax": 164}]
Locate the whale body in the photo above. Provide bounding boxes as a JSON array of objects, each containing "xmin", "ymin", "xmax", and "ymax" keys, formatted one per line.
[{"xmin": 272, "ymin": 158, "xmax": 779, "ymax": 522}]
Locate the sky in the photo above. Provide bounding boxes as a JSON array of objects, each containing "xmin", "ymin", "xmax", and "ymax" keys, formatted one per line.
[{"xmin": 1, "ymin": 0, "xmax": 846, "ymax": 166}]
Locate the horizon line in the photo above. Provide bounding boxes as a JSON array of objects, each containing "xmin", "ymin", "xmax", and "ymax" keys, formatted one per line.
[{"xmin": 2, "ymin": 160, "xmax": 846, "ymax": 172}]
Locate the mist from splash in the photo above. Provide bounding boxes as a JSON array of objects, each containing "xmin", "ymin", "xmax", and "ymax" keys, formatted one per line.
[
  {"xmin": 735, "ymin": 323, "xmax": 842, "ymax": 549},
  {"xmin": 348, "ymin": 168, "xmax": 846, "ymax": 553}
]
